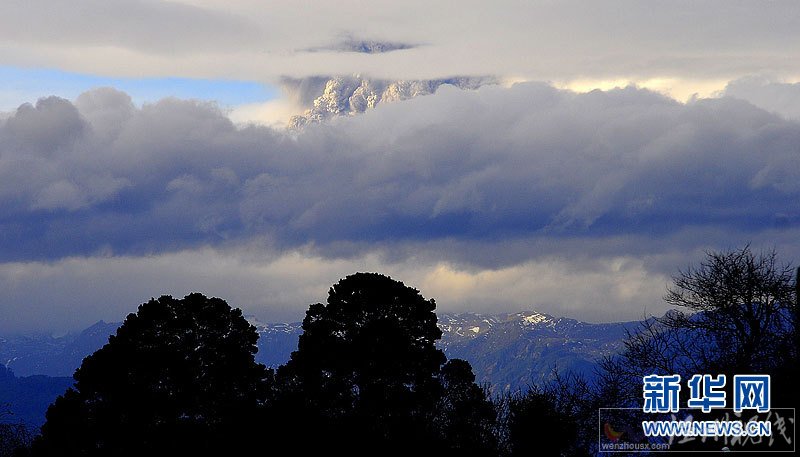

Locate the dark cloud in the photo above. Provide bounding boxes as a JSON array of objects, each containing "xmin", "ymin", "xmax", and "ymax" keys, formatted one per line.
[{"xmin": 1, "ymin": 84, "xmax": 798, "ymax": 266}]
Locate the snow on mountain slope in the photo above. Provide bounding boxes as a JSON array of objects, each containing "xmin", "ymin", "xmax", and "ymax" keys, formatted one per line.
[
  {"xmin": 436, "ymin": 311, "xmax": 637, "ymax": 392},
  {"xmin": 286, "ymin": 75, "xmax": 494, "ymax": 128},
  {"xmin": 1, "ymin": 311, "xmax": 638, "ymax": 393}
]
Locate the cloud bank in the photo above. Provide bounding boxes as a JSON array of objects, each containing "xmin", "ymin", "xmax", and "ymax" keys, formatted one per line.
[
  {"xmin": 0, "ymin": 0, "xmax": 263, "ymax": 54},
  {"xmin": 1, "ymin": 83, "xmax": 798, "ymax": 332},
  {"xmin": 1, "ymin": 84, "xmax": 796, "ymax": 259},
  {"xmin": 1, "ymin": 0, "xmax": 798, "ymax": 91},
  {"xmin": 0, "ymin": 247, "xmax": 673, "ymax": 333},
  {"xmin": 722, "ymin": 76, "xmax": 800, "ymax": 121}
]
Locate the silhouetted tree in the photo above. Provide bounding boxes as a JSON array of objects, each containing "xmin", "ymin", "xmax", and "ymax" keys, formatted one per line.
[
  {"xmin": 0, "ymin": 405, "xmax": 33, "ymax": 457},
  {"xmin": 433, "ymin": 359, "xmax": 498, "ymax": 456},
  {"xmin": 272, "ymin": 272, "xmax": 496, "ymax": 455},
  {"xmin": 663, "ymin": 245, "xmax": 795, "ymax": 373},
  {"xmin": 494, "ymin": 368, "xmax": 598, "ymax": 457},
  {"xmin": 599, "ymin": 246, "xmax": 797, "ymax": 408},
  {"xmin": 31, "ymin": 293, "xmax": 270, "ymax": 456},
  {"xmin": 504, "ymin": 389, "xmax": 579, "ymax": 457}
]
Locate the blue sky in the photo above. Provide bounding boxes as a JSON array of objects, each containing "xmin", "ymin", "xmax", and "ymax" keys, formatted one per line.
[{"xmin": 0, "ymin": 65, "xmax": 276, "ymax": 111}]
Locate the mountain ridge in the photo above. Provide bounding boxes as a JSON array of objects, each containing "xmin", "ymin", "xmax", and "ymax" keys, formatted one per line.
[
  {"xmin": 0, "ymin": 310, "xmax": 643, "ymax": 426},
  {"xmin": 1, "ymin": 310, "xmax": 640, "ymax": 392}
]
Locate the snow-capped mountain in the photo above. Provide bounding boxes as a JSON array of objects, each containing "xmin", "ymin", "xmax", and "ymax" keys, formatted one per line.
[
  {"xmin": 243, "ymin": 311, "xmax": 636, "ymax": 393},
  {"xmin": 286, "ymin": 75, "xmax": 493, "ymax": 128},
  {"xmin": 436, "ymin": 312, "xmax": 637, "ymax": 392},
  {"xmin": 0, "ymin": 311, "xmax": 638, "ymax": 393}
]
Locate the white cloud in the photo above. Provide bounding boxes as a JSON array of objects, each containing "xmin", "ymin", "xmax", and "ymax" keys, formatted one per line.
[
  {"xmin": 722, "ymin": 76, "xmax": 800, "ymax": 120},
  {"xmin": 228, "ymin": 98, "xmax": 304, "ymax": 128},
  {"xmin": 0, "ymin": 0, "xmax": 262, "ymax": 54},
  {"xmin": 1, "ymin": 1, "xmax": 798, "ymax": 95}
]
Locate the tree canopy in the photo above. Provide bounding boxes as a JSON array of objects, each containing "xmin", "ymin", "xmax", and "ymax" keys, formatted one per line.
[
  {"xmin": 272, "ymin": 272, "xmax": 496, "ymax": 455},
  {"xmin": 31, "ymin": 293, "xmax": 270, "ymax": 456},
  {"xmin": 663, "ymin": 245, "xmax": 795, "ymax": 372}
]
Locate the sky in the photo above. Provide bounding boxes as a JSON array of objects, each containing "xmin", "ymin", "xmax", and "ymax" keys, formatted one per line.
[{"xmin": 0, "ymin": 0, "xmax": 798, "ymax": 334}]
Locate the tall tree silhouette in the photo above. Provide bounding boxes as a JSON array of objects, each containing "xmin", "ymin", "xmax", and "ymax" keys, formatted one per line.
[
  {"xmin": 434, "ymin": 359, "xmax": 498, "ymax": 455},
  {"xmin": 505, "ymin": 390, "xmax": 580, "ymax": 457},
  {"xmin": 662, "ymin": 245, "xmax": 795, "ymax": 373},
  {"xmin": 600, "ymin": 246, "xmax": 797, "ymax": 408},
  {"xmin": 272, "ymin": 272, "xmax": 496, "ymax": 455},
  {"xmin": 31, "ymin": 293, "xmax": 270, "ymax": 457}
]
